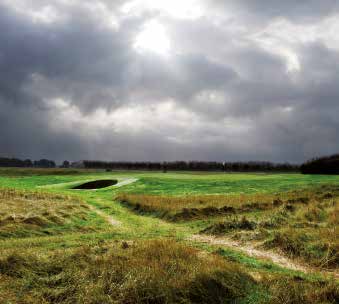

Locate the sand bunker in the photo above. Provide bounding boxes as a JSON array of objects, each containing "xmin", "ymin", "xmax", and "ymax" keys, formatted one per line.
[{"xmin": 72, "ymin": 179, "xmax": 118, "ymax": 190}]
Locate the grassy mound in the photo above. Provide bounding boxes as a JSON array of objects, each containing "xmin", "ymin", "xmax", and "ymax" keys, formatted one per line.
[
  {"xmin": 117, "ymin": 193, "xmax": 279, "ymax": 221},
  {"xmin": 0, "ymin": 188, "xmax": 98, "ymax": 238},
  {"xmin": 117, "ymin": 185, "xmax": 339, "ymax": 221}
]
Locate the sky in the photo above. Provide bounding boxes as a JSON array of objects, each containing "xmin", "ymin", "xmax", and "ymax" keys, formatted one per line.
[{"xmin": 1, "ymin": 0, "xmax": 339, "ymax": 163}]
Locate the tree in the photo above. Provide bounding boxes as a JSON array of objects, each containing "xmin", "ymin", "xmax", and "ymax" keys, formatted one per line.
[{"xmin": 62, "ymin": 160, "xmax": 70, "ymax": 168}]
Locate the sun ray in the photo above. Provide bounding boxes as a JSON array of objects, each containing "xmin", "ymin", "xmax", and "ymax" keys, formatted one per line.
[{"xmin": 134, "ymin": 20, "xmax": 171, "ymax": 55}]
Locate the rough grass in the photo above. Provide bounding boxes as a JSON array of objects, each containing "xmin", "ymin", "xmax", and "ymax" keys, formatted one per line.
[
  {"xmin": 265, "ymin": 227, "xmax": 338, "ymax": 269},
  {"xmin": 117, "ymin": 185, "xmax": 339, "ymax": 270},
  {"xmin": 0, "ymin": 239, "xmax": 258, "ymax": 304},
  {"xmin": 0, "ymin": 239, "xmax": 337, "ymax": 304},
  {"xmin": 117, "ymin": 193, "xmax": 279, "ymax": 221},
  {"xmin": 0, "ymin": 188, "xmax": 99, "ymax": 238},
  {"xmin": 264, "ymin": 275, "xmax": 339, "ymax": 304},
  {"xmin": 263, "ymin": 199, "xmax": 338, "ymax": 269},
  {"xmin": 199, "ymin": 187, "xmax": 339, "ymax": 269},
  {"xmin": 117, "ymin": 185, "xmax": 339, "ymax": 221},
  {"xmin": 1, "ymin": 170, "xmax": 339, "ymax": 303}
]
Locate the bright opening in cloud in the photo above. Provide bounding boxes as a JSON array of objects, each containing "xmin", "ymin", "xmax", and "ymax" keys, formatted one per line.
[
  {"xmin": 134, "ymin": 20, "xmax": 171, "ymax": 55},
  {"xmin": 122, "ymin": 0, "xmax": 203, "ymax": 20}
]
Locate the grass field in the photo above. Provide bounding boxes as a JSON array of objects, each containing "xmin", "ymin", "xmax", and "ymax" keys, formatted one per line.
[{"xmin": 0, "ymin": 168, "xmax": 338, "ymax": 303}]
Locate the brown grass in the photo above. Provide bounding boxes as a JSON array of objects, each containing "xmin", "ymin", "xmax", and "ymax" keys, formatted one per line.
[
  {"xmin": 117, "ymin": 193, "xmax": 281, "ymax": 221},
  {"xmin": 117, "ymin": 186, "xmax": 338, "ymax": 221},
  {"xmin": 0, "ymin": 188, "xmax": 91, "ymax": 238},
  {"xmin": 0, "ymin": 239, "xmax": 256, "ymax": 304},
  {"xmin": 265, "ymin": 227, "xmax": 339, "ymax": 269},
  {"xmin": 197, "ymin": 188, "xmax": 339, "ymax": 269},
  {"xmin": 0, "ymin": 239, "xmax": 337, "ymax": 303},
  {"xmin": 263, "ymin": 198, "xmax": 338, "ymax": 268},
  {"xmin": 265, "ymin": 275, "xmax": 339, "ymax": 304}
]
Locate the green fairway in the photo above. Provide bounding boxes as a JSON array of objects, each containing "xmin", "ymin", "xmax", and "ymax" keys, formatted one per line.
[
  {"xmin": 0, "ymin": 168, "xmax": 338, "ymax": 303},
  {"xmin": 1, "ymin": 168, "xmax": 339, "ymax": 194}
]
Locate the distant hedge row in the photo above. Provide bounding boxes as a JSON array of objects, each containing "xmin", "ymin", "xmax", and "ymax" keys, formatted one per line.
[
  {"xmin": 301, "ymin": 154, "xmax": 339, "ymax": 174},
  {"xmin": 0, "ymin": 157, "xmax": 56, "ymax": 168},
  {"xmin": 82, "ymin": 160, "xmax": 299, "ymax": 172}
]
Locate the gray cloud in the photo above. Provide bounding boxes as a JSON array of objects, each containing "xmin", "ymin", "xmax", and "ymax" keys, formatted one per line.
[
  {"xmin": 207, "ymin": 0, "xmax": 339, "ymax": 24},
  {"xmin": 1, "ymin": 1, "xmax": 339, "ymax": 163}
]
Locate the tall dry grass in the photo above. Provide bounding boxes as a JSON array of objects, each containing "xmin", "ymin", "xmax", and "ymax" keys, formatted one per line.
[
  {"xmin": 0, "ymin": 239, "xmax": 256, "ymax": 303},
  {"xmin": 117, "ymin": 185, "xmax": 338, "ymax": 220},
  {"xmin": 0, "ymin": 188, "xmax": 91, "ymax": 238},
  {"xmin": 0, "ymin": 239, "xmax": 337, "ymax": 303},
  {"xmin": 194, "ymin": 187, "xmax": 339, "ymax": 269}
]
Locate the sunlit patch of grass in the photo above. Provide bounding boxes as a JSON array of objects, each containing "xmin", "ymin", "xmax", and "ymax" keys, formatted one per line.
[
  {"xmin": 197, "ymin": 187, "xmax": 339, "ymax": 270},
  {"xmin": 265, "ymin": 228, "xmax": 338, "ymax": 269},
  {"xmin": 0, "ymin": 188, "xmax": 105, "ymax": 238}
]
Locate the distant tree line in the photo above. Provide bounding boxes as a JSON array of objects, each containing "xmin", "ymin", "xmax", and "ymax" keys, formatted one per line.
[
  {"xmin": 301, "ymin": 154, "xmax": 339, "ymax": 174},
  {"xmin": 82, "ymin": 160, "xmax": 299, "ymax": 172},
  {"xmin": 0, "ymin": 157, "xmax": 301, "ymax": 172},
  {"xmin": 0, "ymin": 157, "xmax": 56, "ymax": 168}
]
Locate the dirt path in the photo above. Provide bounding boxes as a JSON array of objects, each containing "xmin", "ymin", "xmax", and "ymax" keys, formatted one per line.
[
  {"xmin": 190, "ymin": 235, "xmax": 339, "ymax": 279},
  {"xmin": 89, "ymin": 205, "xmax": 121, "ymax": 226}
]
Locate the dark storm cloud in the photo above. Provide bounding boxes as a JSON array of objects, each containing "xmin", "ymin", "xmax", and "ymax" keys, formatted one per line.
[
  {"xmin": 1, "ymin": 0, "xmax": 339, "ymax": 163},
  {"xmin": 0, "ymin": 1, "xmax": 145, "ymax": 110},
  {"xmin": 124, "ymin": 53, "xmax": 237, "ymax": 103}
]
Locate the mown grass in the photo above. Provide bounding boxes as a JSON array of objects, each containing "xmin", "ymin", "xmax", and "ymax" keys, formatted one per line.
[
  {"xmin": 2, "ymin": 170, "xmax": 339, "ymax": 195},
  {"xmin": 121, "ymin": 174, "xmax": 339, "ymax": 195}
]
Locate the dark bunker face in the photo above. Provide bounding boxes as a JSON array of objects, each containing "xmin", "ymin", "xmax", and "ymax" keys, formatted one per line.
[{"xmin": 72, "ymin": 180, "xmax": 118, "ymax": 190}]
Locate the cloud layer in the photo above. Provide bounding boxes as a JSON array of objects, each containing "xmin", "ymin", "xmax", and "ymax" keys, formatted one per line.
[{"xmin": 1, "ymin": 0, "xmax": 339, "ymax": 163}]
